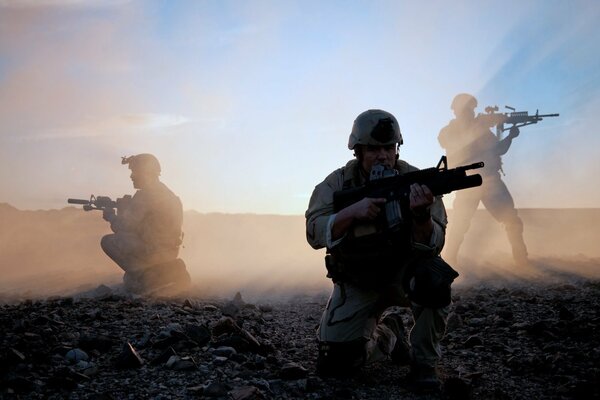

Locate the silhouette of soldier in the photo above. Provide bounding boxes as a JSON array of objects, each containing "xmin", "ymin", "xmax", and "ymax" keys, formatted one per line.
[
  {"xmin": 306, "ymin": 109, "xmax": 452, "ymax": 391},
  {"xmin": 101, "ymin": 154, "xmax": 190, "ymax": 294},
  {"xmin": 438, "ymin": 93, "xmax": 528, "ymax": 265}
]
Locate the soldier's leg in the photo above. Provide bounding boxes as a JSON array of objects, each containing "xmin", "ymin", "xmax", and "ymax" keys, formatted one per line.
[
  {"xmin": 407, "ymin": 304, "xmax": 449, "ymax": 390},
  {"xmin": 142, "ymin": 258, "xmax": 191, "ymax": 294},
  {"xmin": 482, "ymin": 178, "xmax": 528, "ymax": 264},
  {"xmin": 444, "ymin": 188, "xmax": 481, "ymax": 264},
  {"xmin": 101, "ymin": 233, "xmax": 149, "ymax": 271},
  {"xmin": 409, "ymin": 304, "xmax": 448, "ymax": 366},
  {"xmin": 101, "ymin": 233, "xmax": 155, "ymax": 293},
  {"xmin": 100, "ymin": 233, "xmax": 131, "ymax": 271},
  {"xmin": 317, "ymin": 282, "xmax": 404, "ymax": 376}
]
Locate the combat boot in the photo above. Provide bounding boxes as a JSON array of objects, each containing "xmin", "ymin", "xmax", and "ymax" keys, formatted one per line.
[{"xmin": 381, "ymin": 311, "xmax": 411, "ymax": 365}]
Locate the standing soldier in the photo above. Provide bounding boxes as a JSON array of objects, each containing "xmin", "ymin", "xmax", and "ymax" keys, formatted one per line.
[
  {"xmin": 101, "ymin": 154, "xmax": 190, "ymax": 294},
  {"xmin": 306, "ymin": 109, "xmax": 452, "ymax": 391},
  {"xmin": 438, "ymin": 93, "xmax": 528, "ymax": 265}
]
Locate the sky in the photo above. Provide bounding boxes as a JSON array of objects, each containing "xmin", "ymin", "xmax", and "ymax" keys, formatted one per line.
[{"xmin": 0, "ymin": 0, "xmax": 599, "ymax": 214}]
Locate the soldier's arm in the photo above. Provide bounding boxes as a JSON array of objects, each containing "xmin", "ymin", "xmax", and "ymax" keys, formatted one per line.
[
  {"xmin": 108, "ymin": 192, "xmax": 148, "ymax": 233},
  {"xmin": 331, "ymin": 197, "xmax": 386, "ymax": 240},
  {"xmin": 306, "ymin": 170, "xmax": 350, "ymax": 249},
  {"xmin": 437, "ymin": 126, "xmax": 451, "ymax": 150},
  {"xmin": 496, "ymin": 126, "xmax": 519, "ymax": 155},
  {"xmin": 411, "ymin": 190, "xmax": 447, "ymax": 256}
]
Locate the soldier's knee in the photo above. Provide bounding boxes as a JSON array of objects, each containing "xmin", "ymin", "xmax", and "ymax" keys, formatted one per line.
[
  {"xmin": 504, "ymin": 214, "xmax": 524, "ymax": 233},
  {"xmin": 100, "ymin": 234, "xmax": 116, "ymax": 255},
  {"xmin": 317, "ymin": 339, "xmax": 366, "ymax": 377}
]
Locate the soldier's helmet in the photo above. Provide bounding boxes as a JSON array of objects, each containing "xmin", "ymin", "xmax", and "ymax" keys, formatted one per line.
[
  {"xmin": 348, "ymin": 109, "xmax": 403, "ymax": 150},
  {"xmin": 121, "ymin": 153, "xmax": 161, "ymax": 175},
  {"xmin": 451, "ymin": 93, "xmax": 478, "ymax": 112}
]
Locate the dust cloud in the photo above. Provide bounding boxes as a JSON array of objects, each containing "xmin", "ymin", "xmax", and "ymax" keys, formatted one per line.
[
  {"xmin": 0, "ymin": 203, "xmax": 599, "ymax": 302},
  {"xmin": 445, "ymin": 208, "xmax": 600, "ymax": 287}
]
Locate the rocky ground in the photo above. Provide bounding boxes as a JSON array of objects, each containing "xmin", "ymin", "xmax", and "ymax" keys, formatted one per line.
[{"xmin": 1, "ymin": 279, "xmax": 599, "ymax": 400}]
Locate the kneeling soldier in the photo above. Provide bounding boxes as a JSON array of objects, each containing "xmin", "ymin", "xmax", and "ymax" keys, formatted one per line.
[{"xmin": 306, "ymin": 110, "xmax": 454, "ymax": 391}]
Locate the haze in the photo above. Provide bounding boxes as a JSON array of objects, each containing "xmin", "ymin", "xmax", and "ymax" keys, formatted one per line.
[
  {"xmin": 1, "ymin": 1, "xmax": 599, "ymax": 300},
  {"xmin": 1, "ymin": 205, "xmax": 599, "ymax": 301}
]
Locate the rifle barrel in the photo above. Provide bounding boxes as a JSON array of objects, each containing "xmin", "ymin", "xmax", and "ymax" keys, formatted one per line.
[
  {"xmin": 462, "ymin": 161, "xmax": 484, "ymax": 170},
  {"xmin": 67, "ymin": 198, "xmax": 90, "ymax": 205}
]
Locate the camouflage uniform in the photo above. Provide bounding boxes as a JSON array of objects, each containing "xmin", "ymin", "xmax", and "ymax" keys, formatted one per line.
[
  {"xmin": 306, "ymin": 158, "xmax": 449, "ymax": 374},
  {"xmin": 438, "ymin": 115, "xmax": 528, "ymax": 264},
  {"xmin": 101, "ymin": 180, "xmax": 186, "ymax": 292}
]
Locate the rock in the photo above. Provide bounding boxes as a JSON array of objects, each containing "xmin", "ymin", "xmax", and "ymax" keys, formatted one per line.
[
  {"xmin": 213, "ymin": 316, "xmax": 242, "ymax": 337},
  {"xmin": 233, "ymin": 291, "xmax": 245, "ymax": 306},
  {"xmin": 229, "ymin": 385, "xmax": 265, "ymax": 400},
  {"xmin": 1, "ymin": 280, "xmax": 598, "ymax": 400},
  {"xmin": 114, "ymin": 342, "xmax": 144, "ymax": 369},
  {"xmin": 213, "ymin": 346, "xmax": 237, "ymax": 358},
  {"xmin": 203, "ymin": 382, "xmax": 230, "ymax": 397},
  {"xmin": 557, "ymin": 305, "xmax": 575, "ymax": 321},
  {"xmin": 65, "ymin": 348, "xmax": 89, "ymax": 363},
  {"xmin": 151, "ymin": 346, "xmax": 177, "ymax": 365},
  {"xmin": 258, "ymin": 304, "xmax": 273, "ymax": 313},
  {"xmin": 213, "ymin": 356, "xmax": 229, "ymax": 365},
  {"xmin": 222, "ymin": 302, "xmax": 240, "ymax": 318},
  {"xmin": 279, "ymin": 362, "xmax": 308, "ymax": 380},
  {"xmin": 184, "ymin": 323, "xmax": 211, "ymax": 346},
  {"xmin": 462, "ymin": 335, "xmax": 484, "ymax": 348},
  {"xmin": 166, "ymin": 355, "xmax": 197, "ymax": 370},
  {"xmin": 221, "ymin": 292, "xmax": 246, "ymax": 318},
  {"xmin": 90, "ymin": 284, "xmax": 114, "ymax": 298},
  {"xmin": 75, "ymin": 360, "xmax": 99, "ymax": 377}
]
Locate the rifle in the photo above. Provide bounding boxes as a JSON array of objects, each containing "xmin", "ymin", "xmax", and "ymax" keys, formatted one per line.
[
  {"xmin": 67, "ymin": 195, "xmax": 131, "ymax": 214},
  {"xmin": 333, "ymin": 156, "xmax": 483, "ymax": 232},
  {"xmin": 478, "ymin": 105, "xmax": 559, "ymax": 138}
]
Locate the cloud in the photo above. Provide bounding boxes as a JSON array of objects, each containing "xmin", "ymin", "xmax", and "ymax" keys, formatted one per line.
[
  {"xmin": 120, "ymin": 113, "xmax": 190, "ymax": 131},
  {"xmin": 0, "ymin": 0, "xmax": 130, "ymax": 8},
  {"xmin": 15, "ymin": 113, "xmax": 191, "ymax": 141}
]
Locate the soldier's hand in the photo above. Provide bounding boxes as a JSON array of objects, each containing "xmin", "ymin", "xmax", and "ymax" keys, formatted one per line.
[
  {"xmin": 409, "ymin": 184, "xmax": 433, "ymax": 221},
  {"xmin": 350, "ymin": 197, "xmax": 386, "ymax": 221},
  {"xmin": 102, "ymin": 208, "xmax": 116, "ymax": 222},
  {"xmin": 508, "ymin": 126, "xmax": 520, "ymax": 138}
]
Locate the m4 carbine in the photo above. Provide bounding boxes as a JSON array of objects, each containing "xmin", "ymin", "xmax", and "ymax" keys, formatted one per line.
[
  {"xmin": 67, "ymin": 195, "xmax": 131, "ymax": 213},
  {"xmin": 334, "ymin": 156, "xmax": 483, "ymax": 231},
  {"xmin": 478, "ymin": 105, "xmax": 559, "ymax": 138}
]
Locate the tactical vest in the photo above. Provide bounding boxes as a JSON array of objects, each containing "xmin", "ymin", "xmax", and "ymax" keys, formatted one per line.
[{"xmin": 326, "ymin": 160, "xmax": 414, "ymax": 289}]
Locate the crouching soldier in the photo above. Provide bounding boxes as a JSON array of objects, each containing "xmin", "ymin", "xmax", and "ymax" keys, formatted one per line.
[
  {"xmin": 305, "ymin": 110, "xmax": 454, "ymax": 391},
  {"xmin": 101, "ymin": 153, "xmax": 190, "ymax": 295}
]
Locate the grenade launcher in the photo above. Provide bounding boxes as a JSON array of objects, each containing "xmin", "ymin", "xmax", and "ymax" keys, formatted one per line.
[{"xmin": 333, "ymin": 156, "xmax": 483, "ymax": 231}]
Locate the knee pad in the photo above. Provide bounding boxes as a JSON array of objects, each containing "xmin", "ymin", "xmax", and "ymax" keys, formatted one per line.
[{"xmin": 406, "ymin": 257, "xmax": 458, "ymax": 308}]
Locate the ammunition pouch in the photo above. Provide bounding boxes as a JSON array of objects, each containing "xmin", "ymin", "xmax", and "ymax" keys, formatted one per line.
[
  {"xmin": 326, "ymin": 249, "xmax": 398, "ymax": 290},
  {"xmin": 326, "ymin": 229, "xmax": 412, "ymax": 290},
  {"xmin": 404, "ymin": 256, "xmax": 458, "ymax": 308}
]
